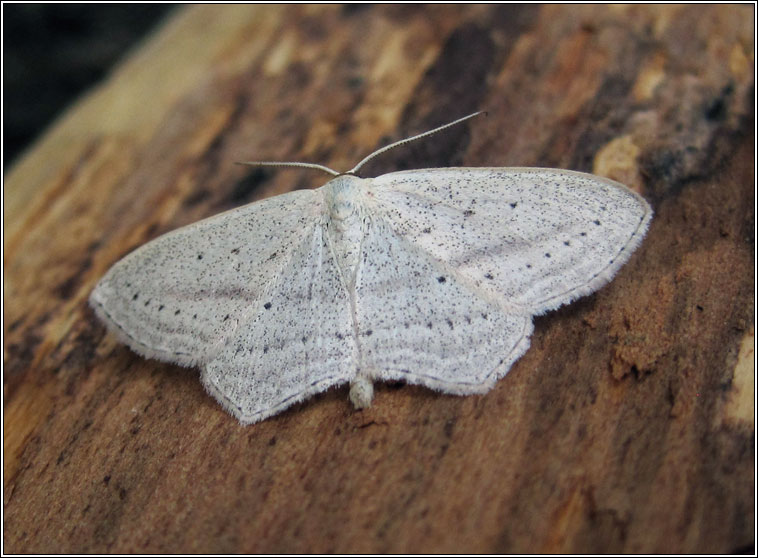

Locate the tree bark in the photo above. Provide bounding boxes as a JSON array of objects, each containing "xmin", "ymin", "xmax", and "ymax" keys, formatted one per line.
[{"xmin": 4, "ymin": 4, "xmax": 753, "ymax": 553}]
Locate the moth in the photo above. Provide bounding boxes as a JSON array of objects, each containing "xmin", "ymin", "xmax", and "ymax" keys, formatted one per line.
[{"xmin": 90, "ymin": 113, "xmax": 652, "ymax": 424}]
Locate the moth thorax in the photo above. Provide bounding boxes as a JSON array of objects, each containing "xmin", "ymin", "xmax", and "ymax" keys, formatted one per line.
[{"xmin": 325, "ymin": 175, "xmax": 365, "ymax": 230}]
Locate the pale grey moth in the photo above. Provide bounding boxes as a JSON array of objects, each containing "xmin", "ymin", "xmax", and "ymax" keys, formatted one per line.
[{"xmin": 90, "ymin": 112, "xmax": 653, "ymax": 424}]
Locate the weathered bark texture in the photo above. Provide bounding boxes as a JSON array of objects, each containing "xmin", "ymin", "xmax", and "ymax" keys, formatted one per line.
[{"xmin": 3, "ymin": 4, "xmax": 754, "ymax": 553}]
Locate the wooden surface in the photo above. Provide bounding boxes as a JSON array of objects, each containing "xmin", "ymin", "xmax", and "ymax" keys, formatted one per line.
[{"xmin": 3, "ymin": 4, "xmax": 754, "ymax": 553}]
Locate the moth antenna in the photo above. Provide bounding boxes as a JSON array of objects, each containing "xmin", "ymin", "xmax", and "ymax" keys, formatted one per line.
[
  {"xmin": 236, "ymin": 161, "xmax": 340, "ymax": 177},
  {"xmin": 348, "ymin": 111, "xmax": 486, "ymax": 175}
]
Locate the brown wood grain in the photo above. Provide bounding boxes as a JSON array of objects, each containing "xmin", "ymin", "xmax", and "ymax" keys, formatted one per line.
[{"xmin": 3, "ymin": 4, "xmax": 754, "ymax": 553}]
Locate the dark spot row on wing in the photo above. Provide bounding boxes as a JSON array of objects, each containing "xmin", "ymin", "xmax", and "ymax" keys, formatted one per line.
[{"xmin": 90, "ymin": 298, "xmax": 194, "ymax": 360}]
